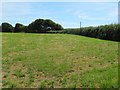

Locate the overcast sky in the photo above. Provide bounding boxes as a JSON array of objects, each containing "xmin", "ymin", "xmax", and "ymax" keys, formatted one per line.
[{"xmin": 1, "ymin": 1, "xmax": 118, "ymax": 28}]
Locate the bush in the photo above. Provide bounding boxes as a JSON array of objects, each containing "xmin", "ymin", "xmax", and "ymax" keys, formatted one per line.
[
  {"xmin": 27, "ymin": 19, "xmax": 63, "ymax": 33},
  {"xmin": 2, "ymin": 22, "xmax": 14, "ymax": 32},
  {"xmin": 63, "ymin": 24, "xmax": 120, "ymax": 42},
  {"xmin": 14, "ymin": 23, "xmax": 27, "ymax": 32}
]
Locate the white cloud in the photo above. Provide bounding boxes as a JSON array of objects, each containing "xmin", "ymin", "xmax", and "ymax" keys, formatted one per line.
[
  {"xmin": 2, "ymin": 3, "xmax": 32, "ymax": 17},
  {"xmin": 73, "ymin": 4, "xmax": 118, "ymax": 23},
  {"xmin": 78, "ymin": 14, "xmax": 108, "ymax": 21},
  {"xmin": 2, "ymin": 2, "xmax": 55, "ymax": 18}
]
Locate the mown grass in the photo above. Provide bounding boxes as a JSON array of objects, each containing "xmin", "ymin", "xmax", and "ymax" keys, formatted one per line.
[{"xmin": 2, "ymin": 33, "xmax": 119, "ymax": 88}]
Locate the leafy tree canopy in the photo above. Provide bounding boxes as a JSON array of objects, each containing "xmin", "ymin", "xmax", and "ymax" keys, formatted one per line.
[
  {"xmin": 2, "ymin": 22, "xmax": 14, "ymax": 32},
  {"xmin": 28, "ymin": 18, "xmax": 63, "ymax": 33}
]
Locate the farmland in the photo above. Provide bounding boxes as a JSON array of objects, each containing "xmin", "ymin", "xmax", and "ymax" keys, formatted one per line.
[{"xmin": 2, "ymin": 33, "xmax": 118, "ymax": 88}]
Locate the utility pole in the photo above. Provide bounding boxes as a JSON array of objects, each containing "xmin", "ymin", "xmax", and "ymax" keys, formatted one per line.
[{"xmin": 80, "ymin": 21, "xmax": 81, "ymax": 30}]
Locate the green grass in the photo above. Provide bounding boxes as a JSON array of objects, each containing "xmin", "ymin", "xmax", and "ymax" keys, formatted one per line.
[{"xmin": 2, "ymin": 33, "xmax": 119, "ymax": 88}]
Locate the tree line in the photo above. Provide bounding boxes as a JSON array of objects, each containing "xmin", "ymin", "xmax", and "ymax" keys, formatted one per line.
[
  {"xmin": 62, "ymin": 24, "xmax": 120, "ymax": 41},
  {"xmin": 0, "ymin": 18, "xmax": 120, "ymax": 41},
  {"xmin": 1, "ymin": 18, "xmax": 63, "ymax": 33}
]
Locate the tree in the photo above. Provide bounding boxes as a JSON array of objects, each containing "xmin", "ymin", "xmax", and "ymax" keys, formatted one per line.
[
  {"xmin": 14, "ymin": 23, "xmax": 24, "ymax": 32},
  {"xmin": 0, "ymin": 25, "xmax": 2, "ymax": 32},
  {"xmin": 28, "ymin": 19, "xmax": 45, "ymax": 33},
  {"xmin": 2, "ymin": 22, "xmax": 13, "ymax": 32},
  {"xmin": 54, "ymin": 24, "xmax": 63, "ymax": 30},
  {"xmin": 20, "ymin": 26, "xmax": 28, "ymax": 32},
  {"xmin": 28, "ymin": 18, "xmax": 63, "ymax": 33}
]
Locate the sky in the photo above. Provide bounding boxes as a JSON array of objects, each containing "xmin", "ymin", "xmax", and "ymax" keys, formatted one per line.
[{"xmin": 1, "ymin": 2, "xmax": 119, "ymax": 28}]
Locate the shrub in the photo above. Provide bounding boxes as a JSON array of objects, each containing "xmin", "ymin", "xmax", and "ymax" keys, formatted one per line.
[{"xmin": 2, "ymin": 22, "xmax": 14, "ymax": 32}]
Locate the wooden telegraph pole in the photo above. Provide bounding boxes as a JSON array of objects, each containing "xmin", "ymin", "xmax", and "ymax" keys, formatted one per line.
[{"xmin": 80, "ymin": 21, "xmax": 81, "ymax": 30}]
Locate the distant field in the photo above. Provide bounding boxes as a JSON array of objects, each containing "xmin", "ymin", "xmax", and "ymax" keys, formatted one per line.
[{"xmin": 2, "ymin": 33, "xmax": 118, "ymax": 88}]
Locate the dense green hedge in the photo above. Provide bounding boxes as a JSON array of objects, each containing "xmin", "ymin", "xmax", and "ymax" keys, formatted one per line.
[
  {"xmin": 1, "ymin": 18, "xmax": 63, "ymax": 33},
  {"xmin": 1, "ymin": 21, "xmax": 120, "ymax": 41},
  {"xmin": 62, "ymin": 24, "xmax": 120, "ymax": 42}
]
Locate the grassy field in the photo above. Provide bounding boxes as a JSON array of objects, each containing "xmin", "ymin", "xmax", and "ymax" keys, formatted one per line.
[{"xmin": 2, "ymin": 33, "xmax": 118, "ymax": 88}]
